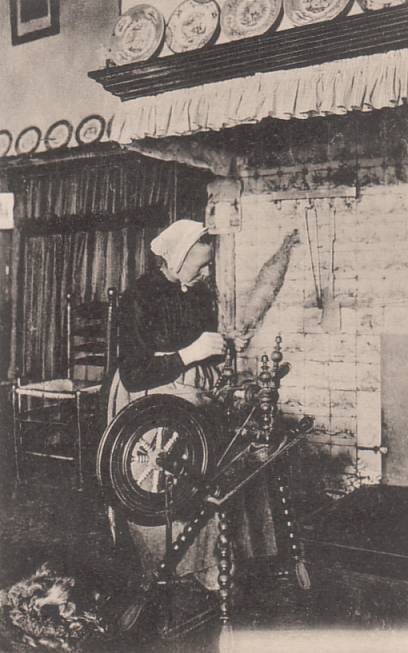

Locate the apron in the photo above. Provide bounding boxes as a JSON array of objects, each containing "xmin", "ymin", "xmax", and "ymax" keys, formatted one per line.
[{"xmin": 106, "ymin": 357, "xmax": 222, "ymax": 591}]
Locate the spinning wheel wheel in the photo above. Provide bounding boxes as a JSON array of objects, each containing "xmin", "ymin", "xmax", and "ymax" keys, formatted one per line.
[
  {"xmin": 97, "ymin": 394, "xmax": 216, "ymax": 526},
  {"xmin": 128, "ymin": 426, "xmax": 182, "ymax": 494}
]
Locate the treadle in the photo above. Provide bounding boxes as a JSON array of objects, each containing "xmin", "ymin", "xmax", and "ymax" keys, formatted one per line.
[
  {"xmin": 118, "ymin": 578, "xmax": 219, "ymax": 640},
  {"xmin": 158, "ymin": 580, "xmax": 219, "ymax": 640}
]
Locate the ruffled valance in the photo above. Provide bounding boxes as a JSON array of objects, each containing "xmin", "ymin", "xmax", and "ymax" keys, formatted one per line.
[{"xmin": 111, "ymin": 48, "xmax": 408, "ymax": 142}]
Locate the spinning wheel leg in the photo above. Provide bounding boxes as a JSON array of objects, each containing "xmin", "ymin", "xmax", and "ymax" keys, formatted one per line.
[
  {"xmin": 217, "ymin": 510, "xmax": 234, "ymax": 653},
  {"xmin": 119, "ymin": 505, "xmax": 215, "ymax": 634},
  {"xmin": 276, "ymin": 475, "xmax": 311, "ymax": 591}
]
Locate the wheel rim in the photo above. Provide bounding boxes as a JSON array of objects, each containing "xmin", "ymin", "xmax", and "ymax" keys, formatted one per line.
[{"xmin": 97, "ymin": 395, "xmax": 215, "ymax": 525}]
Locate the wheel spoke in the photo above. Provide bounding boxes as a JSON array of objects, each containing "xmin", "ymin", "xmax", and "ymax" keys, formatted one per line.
[
  {"xmin": 132, "ymin": 448, "xmax": 148, "ymax": 464},
  {"xmin": 163, "ymin": 431, "xmax": 179, "ymax": 453},
  {"xmin": 152, "ymin": 469, "xmax": 162, "ymax": 493},
  {"xmin": 135, "ymin": 465, "xmax": 154, "ymax": 486},
  {"xmin": 138, "ymin": 434, "xmax": 155, "ymax": 451},
  {"xmin": 154, "ymin": 427, "xmax": 164, "ymax": 452}
]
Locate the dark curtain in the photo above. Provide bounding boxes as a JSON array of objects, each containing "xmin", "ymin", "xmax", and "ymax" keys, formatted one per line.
[
  {"xmin": 20, "ymin": 225, "xmax": 161, "ymax": 380},
  {"xmin": 8, "ymin": 152, "xmax": 211, "ymax": 380}
]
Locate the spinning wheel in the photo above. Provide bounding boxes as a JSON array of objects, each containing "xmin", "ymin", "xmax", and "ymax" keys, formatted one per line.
[
  {"xmin": 97, "ymin": 394, "xmax": 216, "ymax": 526},
  {"xmin": 97, "ymin": 341, "xmax": 313, "ymax": 642}
]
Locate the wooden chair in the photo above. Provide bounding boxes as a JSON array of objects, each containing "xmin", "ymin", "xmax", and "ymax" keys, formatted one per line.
[{"xmin": 12, "ymin": 288, "xmax": 117, "ymax": 491}]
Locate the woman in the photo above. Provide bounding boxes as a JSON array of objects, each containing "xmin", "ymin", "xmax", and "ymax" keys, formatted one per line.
[
  {"xmin": 108, "ymin": 219, "xmax": 226, "ymax": 419},
  {"xmin": 106, "ymin": 220, "xmax": 244, "ymax": 591}
]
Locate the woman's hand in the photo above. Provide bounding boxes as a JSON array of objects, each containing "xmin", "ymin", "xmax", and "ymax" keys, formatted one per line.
[
  {"xmin": 179, "ymin": 332, "xmax": 226, "ymax": 366},
  {"xmin": 233, "ymin": 334, "xmax": 250, "ymax": 352}
]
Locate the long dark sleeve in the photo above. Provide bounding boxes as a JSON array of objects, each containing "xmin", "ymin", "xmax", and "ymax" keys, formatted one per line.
[{"xmin": 118, "ymin": 288, "xmax": 184, "ymax": 392}]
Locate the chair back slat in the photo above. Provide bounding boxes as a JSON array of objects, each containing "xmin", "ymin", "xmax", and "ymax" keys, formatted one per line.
[
  {"xmin": 66, "ymin": 289, "xmax": 118, "ymax": 381},
  {"xmin": 72, "ymin": 342, "xmax": 106, "ymax": 354},
  {"xmin": 74, "ymin": 325, "xmax": 105, "ymax": 338},
  {"xmin": 74, "ymin": 355, "xmax": 106, "ymax": 367}
]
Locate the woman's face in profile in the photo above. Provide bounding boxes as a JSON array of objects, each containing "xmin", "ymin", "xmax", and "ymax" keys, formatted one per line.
[{"xmin": 177, "ymin": 242, "xmax": 213, "ymax": 287}]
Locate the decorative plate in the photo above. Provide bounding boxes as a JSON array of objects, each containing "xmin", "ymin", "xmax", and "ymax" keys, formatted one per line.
[
  {"xmin": 221, "ymin": 0, "xmax": 283, "ymax": 41},
  {"xmin": 110, "ymin": 4, "xmax": 165, "ymax": 65},
  {"xmin": 75, "ymin": 115, "xmax": 106, "ymax": 146},
  {"xmin": 284, "ymin": 0, "xmax": 353, "ymax": 26},
  {"xmin": 357, "ymin": 0, "xmax": 406, "ymax": 10},
  {"xmin": 44, "ymin": 120, "xmax": 73, "ymax": 150},
  {"xmin": 0, "ymin": 130, "xmax": 12, "ymax": 157},
  {"xmin": 166, "ymin": 0, "xmax": 220, "ymax": 54},
  {"xmin": 15, "ymin": 126, "xmax": 41, "ymax": 155}
]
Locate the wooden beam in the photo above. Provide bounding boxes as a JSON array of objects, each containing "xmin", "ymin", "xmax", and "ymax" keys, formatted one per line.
[
  {"xmin": 89, "ymin": 6, "xmax": 408, "ymax": 101},
  {"xmin": 215, "ymin": 234, "xmax": 236, "ymax": 336}
]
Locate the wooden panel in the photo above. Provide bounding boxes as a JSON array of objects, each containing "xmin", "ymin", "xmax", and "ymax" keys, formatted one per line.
[{"xmin": 88, "ymin": 6, "xmax": 408, "ymax": 101}]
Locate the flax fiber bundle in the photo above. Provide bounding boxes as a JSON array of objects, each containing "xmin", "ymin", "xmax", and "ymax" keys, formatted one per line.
[
  {"xmin": 0, "ymin": 563, "xmax": 106, "ymax": 652},
  {"xmin": 240, "ymin": 229, "xmax": 300, "ymax": 335}
]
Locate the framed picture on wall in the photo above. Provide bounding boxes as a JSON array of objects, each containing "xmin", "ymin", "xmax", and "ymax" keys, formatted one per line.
[{"xmin": 10, "ymin": 0, "xmax": 60, "ymax": 45}]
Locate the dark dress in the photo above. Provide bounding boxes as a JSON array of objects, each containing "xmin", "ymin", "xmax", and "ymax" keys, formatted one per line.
[
  {"xmin": 107, "ymin": 268, "xmax": 225, "ymax": 590},
  {"xmin": 118, "ymin": 267, "xmax": 219, "ymax": 393}
]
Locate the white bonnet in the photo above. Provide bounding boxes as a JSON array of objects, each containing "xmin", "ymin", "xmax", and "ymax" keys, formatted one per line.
[{"xmin": 150, "ymin": 220, "xmax": 209, "ymax": 273}]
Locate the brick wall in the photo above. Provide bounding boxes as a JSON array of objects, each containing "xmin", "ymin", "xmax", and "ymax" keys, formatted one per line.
[{"xmin": 234, "ymin": 181, "xmax": 408, "ymax": 490}]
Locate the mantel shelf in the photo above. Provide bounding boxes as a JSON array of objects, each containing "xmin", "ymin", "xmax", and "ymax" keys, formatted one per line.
[{"xmin": 89, "ymin": 6, "xmax": 408, "ymax": 102}]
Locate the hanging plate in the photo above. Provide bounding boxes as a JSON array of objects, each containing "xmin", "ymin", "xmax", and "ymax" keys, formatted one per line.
[
  {"xmin": 44, "ymin": 120, "xmax": 73, "ymax": 150},
  {"xmin": 0, "ymin": 130, "xmax": 12, "ymax": 157},
  {"xmin": 284, "ymin": 0, "xmax": 353, "ymax": 26},
  {"xmin": 166, "ymin": 0, "xmax": 220, "ymax": 54},
  {"xmin": 221, "ymin": 0, "xmax": 283, "ymax": 41},
  {"xmin": 357, "ymin": 0, "xmax": 406, "ymax": 9},
  {"xmin": 15, "ymin": 126, "xmax": 41, "ymax": 155},
  {"xmin": 75, "ymin": 115, "xmax": 106, "ymax": 146},
  {"xmin": 110, "ymin": 4, "xmax": 165, "ymax": 65}
]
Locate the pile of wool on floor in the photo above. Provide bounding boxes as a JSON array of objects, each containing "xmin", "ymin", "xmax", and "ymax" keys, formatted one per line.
[{"xmin": 0, "ymin": 563, "xmax": 108, "ymax": 652}]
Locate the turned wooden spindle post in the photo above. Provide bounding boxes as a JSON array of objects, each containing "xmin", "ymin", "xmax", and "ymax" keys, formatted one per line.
[
  {"xmin": 258, "ymin": 354, "xmax": 273, "ymax": 442},
  {"xmin": 158, "ymin": 505, "xmax": 211, "ymax": 581},
  {"xmin": 269, "ymin": 335, "xmax": 284, "ymax": 430},
  {"xmin": 276, "ymin": 472, "xmax": 311, "ymax": 591},
  {"xmin": 217, "ymin": 510, "xmax": 233, "ymax": 653}
]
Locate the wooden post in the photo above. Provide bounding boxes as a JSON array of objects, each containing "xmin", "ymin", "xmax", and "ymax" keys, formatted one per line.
[
  {"xmin": 11, "ymin": 381, "xmax": 22, "ymax": 485},
  {"xmin": 66, "ymin": 293, "xmax": 72, "ymax": 379},
  {"xmin": 215, "ymin": 234, "xmax": 236, "ymax": 337},
  {"xmin": 106, "ymin": 287, "xmax": 117, "ymax": 375},
  {"xmin": 75, "ymin": 390, "xmax": 83, "ymax": 491}
]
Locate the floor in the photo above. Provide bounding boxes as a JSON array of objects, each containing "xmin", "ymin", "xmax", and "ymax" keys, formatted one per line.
[
  {"xmin": 0, "ymin": 454, "xmax": 321, "ymax": 653},
  {"xmin": 1, "ymin": 395, "xmax": 408, "ymax": 653}
]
